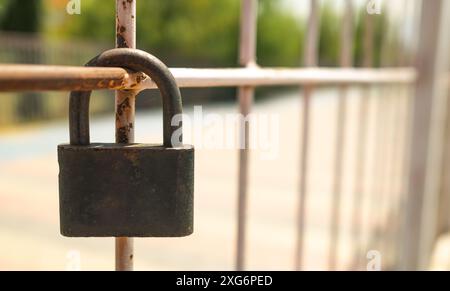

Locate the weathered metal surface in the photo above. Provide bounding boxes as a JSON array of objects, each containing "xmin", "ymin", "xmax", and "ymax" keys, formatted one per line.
[
  {"xmin": 403, "ymin": 0, "xmax": 450, "ymax": 270},
  {"xmin": 0, "ymin": 65, "xmax": 128, "ymax": 92},
  {"xmin": 0, "ymin": 66, "xmax": 417, "ymax": 92},
  {"xmin": 351, "ymin": 5, "xmax": 376, "ymax": 270},
  {"xmin": 116, "ymin": 0, "xmax": 136, "ymax": 50},
  {"xmin": 329, "ymin": 0, "xmax": 353, "ymax": 271},
  {"xmin": 58, "ymin": 143, "xmax": 194, "ymax": 237},
  {"xmin": 295, "ymin": 0, "xmax": 320, "ymax": 271},
  {"xmin": 235, "ymin": 0, "xmax": 257, "ymax": 272},
  {"xmin": 58, "ymin": 48, "xmax": 194, "ymax": 237},
  {"xmin": 116, "ymin": 0, "xmax": 137, "ymax": 270}
]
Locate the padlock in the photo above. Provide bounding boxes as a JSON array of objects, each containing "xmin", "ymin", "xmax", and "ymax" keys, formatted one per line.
[{"xmin": 58, "ymin": 48, "xmax": 194, "ymax": 237}]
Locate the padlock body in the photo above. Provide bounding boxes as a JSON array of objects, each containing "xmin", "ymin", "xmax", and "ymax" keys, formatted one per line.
[{"xmin": 58, "ymin": 143, "xmax": 194, "ymax": 237}]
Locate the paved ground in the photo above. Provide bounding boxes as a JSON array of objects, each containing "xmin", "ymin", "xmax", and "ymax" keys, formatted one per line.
[
  {"xmin": 430, "ymin": 234, "xmax": 450, "ymax": 270},
  {"xmin": 0, "ymin": 89, "xmax": 447, "ymax": 270}
]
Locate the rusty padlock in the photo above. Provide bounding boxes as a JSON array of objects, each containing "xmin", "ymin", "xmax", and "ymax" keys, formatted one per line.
[{"xmin": 58, "ymin": 48, "xmax": 194, "ymax": 237}]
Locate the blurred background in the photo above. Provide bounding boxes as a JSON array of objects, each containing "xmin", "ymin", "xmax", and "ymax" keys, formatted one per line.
[
  {"xmin": 0, "ymin": 0, "xmax": 449, "ymax": 270},
  {"xmin": 0, "ymin": 0, "xmax": 404, "ymax": 125}
]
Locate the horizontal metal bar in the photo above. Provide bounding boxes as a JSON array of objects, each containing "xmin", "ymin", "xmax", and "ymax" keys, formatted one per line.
[
  {"xmin": 0, "ymin": 65, "xmax": 129, "ymax": 91},
  {"xmin": 0, "ymin": 64, "xmax": 417, "ymax": 92},
  {"xmin": 155, "ymin": 67, "xmax": 417, "ymax": 88}
]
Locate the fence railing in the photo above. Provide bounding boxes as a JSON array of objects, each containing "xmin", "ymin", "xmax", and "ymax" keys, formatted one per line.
[
  {"xmin": 0, "ymin": 66, "xmax": 417, "ymax": 92},
  {"xmin": 0, "ymin": 0, "xmax": 449, "ymax": 271}
]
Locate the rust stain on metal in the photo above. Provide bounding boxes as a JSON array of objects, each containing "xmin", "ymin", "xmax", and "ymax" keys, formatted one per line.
[
  {"xmin": 116, "ymin": 124, "xmax": 133, "ymax": 144},
  {"xmin": 124, "ymin": 150, "xmax": 140, "ymax": 167},
  {"xmin": 115, "ymin": 95, "xmax": 135, "ymax": 143},
  {"xmin": 116, "ymin": 13, "xmax": 129, "ymax": 48},
  {"xmin": 116, "ymin": 23, "xmax": 128, "ymax": 48},
  {"xmin": 135, "ymin": 74, "xmax": 145, "ymax": 83},
  {"xmin": 116, "ymin": 32, "xmax": 127, "ymax": 48},
  {"xmin": 128, "ymin": 72, "xmax": 148, "ymax": 88},
  {"xmin": 122, "ymin": 0, "xmax": 133, "ymax": 10},
  {"xmin": 116, "ymin": 96, "xmax": 131, "ymax": 117}
]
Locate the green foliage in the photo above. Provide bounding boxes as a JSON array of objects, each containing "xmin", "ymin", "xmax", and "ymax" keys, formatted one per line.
[
  {"xmin": 47, "ymin": 0, "xmax": 115, "ymax": 44},
  {"xmin": 0, "ymin": 0, "xmax": 41, "ymax": 33},
  {"xmin": 0, "ymin": 0, "xmax": 10, "ymax": 18},
  {"xmin": 135, "ymin": 0, "xmax": 240, "ymax": 67},
  {"xmin": 44, "ymin": 0, "xmax": 304, "ymax": 68},
  {"xmin": 1, "ymin": 0, "xmax": 398, "ymax": 68},
  {"xmin": 257, "ymin": 0, "xmax": 303, "ymax": 67}
]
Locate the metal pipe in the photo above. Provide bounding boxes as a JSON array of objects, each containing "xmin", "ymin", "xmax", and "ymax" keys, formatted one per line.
[
  {"xmin": 383, "ymin": 87, "xmax": 404, "ymax": 267},
  {"xmin": 354, "ymin": 8, "xmax": 375, "ymax": 270},
  {"xmin": 160, "ymin": 68, "xmax": 415, "ymax": 88},
  {"xmin": 378, "ymin": 6, "xmax": 397, "ymax": 263},
  {"xmin": 0, "ymin": 65, "xmax": 129, "ymax": 91},
  {"xmin": 389, "ymin": 84, "xmax": 413, "ymax": 268},
  {"xmin": 235, "ymin": 0, "xmax": 258, "ymax": 272},
  {"xmin": 295, "ymin": 0, "xmax": 320, "ymax": 271},
  {"xmin": 329, "ymin": 0, "xmax": 353, "ymax": 271},
  {"xmin": 295, "ymin": 85, "xmax": 311, "ymax": 270},
  {"xmin": 379, "ymin": 86, "xmax": 396, "ymax": 260},
  {"xmin": 115, "ymin": 0, "xmax": 136, "ymax": 272},
  {"xmin": 0, "ymin": 66, "xmax": 417, "ymax": 92},
  {"xmin": 403, "ymin": 0, "xmax": 449, "ymax": 270},
  {"xmin": 350, "ymin": 90, "xmax": 369, "ymax": 270},
  {"xmin": 367, "ymin": 87, "xmax": 386, "ymax": 257}
]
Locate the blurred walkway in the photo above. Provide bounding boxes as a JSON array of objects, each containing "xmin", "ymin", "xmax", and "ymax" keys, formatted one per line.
[{"xmin": 0, "ymin": 89, "xmax": 411, "ymax": 270}]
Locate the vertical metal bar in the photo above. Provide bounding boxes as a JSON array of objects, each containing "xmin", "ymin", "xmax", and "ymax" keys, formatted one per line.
[
  {"xmin": 239, "ymin": 0, "xmax": 257, "ymax": 67},
  {"xmin": 392, "ymin": 84, "xmax": 412, "ymax": 268},
  {"xmin": 363, "ymin": 13, "xmax": 374, "ymax": 69},
  {"xmin": 402, "ymin": 0, "xmax": 446, "ymax": 270},
  {"xmin": 380, "ymin": 86, "xmax": 400, "ymax": 267},
  {"xmin": 295, "ymin": 85, "xmax": 311, "ymax": 271},
  {"xmin": 384, "ymin": 2, "xmax": 409, "ymax": 266},
  {"xmin": 369, "ymin": 87, "xmax": 387, "ymax": 253},
  {"xmin": 389, "ymin": 1, "xmax": 421, "ymax": 267},
  {"xmin": 376, "ymin": 10, "xmax": 394, "ymax": 261},
  {"xmin": 416, "ymin": 0, "xmax": 450, "ymax": 270},
  {"xmin": 384, "ymin": 0, "xmax": 405, "ymax": 268},
  {"xmin": 115, "ymin": 0, "xmax": 137, "ymax": 272},
  {"xmin": 339, "ymin": 0, "xmax": 353, "ymax": 69},
  {"xmin": 397, "ymin": 0, "xmax": 410, "ymax": 67},
  {"xmin": 329, "ymin": 0, "xmax": 353, "ymax": 271},
  {"xmin": 439, "ymin": 84, "xmax": 450, "ymax": 236},
  {"xmin": 352, "ymin": 9, "xmax": 374, "ymax": 270},
  {"xmin": 304, "ymin": 0, "xmax": 320, "ymax": 68},
  {"xmin": 236, "ymin": 0, "xmax": 257, "ymax": 271},
  {"xmin": 351, "ymin": 88, "xmax": 369, "ymax": 270},
  {"xmin": 295, "ymin": 0, "xmax": 319, "ymax": 271}
]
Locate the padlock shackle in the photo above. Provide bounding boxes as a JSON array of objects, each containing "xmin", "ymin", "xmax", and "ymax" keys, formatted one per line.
[{"xmin": 69, "ymin": 48, "xmax": 183, "ymax": 148}]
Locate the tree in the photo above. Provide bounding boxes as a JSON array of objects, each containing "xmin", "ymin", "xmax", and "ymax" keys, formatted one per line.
[
  {"xmin": 45, "ymin": 0, "xmax": 303, "ymax": 68},
  {"xmin": 258, "ymin": 0, "xmax": 303, "ymax": 67},
  {"xmin": 0, "ymin": 0, "xmax": 44, "ymax": 122},
  {"xmin": 1, "ymin": 0, "xmax": 41, "ymax": 32}
]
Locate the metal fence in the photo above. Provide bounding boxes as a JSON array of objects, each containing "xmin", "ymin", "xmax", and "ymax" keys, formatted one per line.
[
  {"xmin": 0, "ymin": 0, "xmax": 449, "ymax": 271},
  {"xmin": 0, "ymin": 31, "xmax": 111, "ymax": 125}
]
